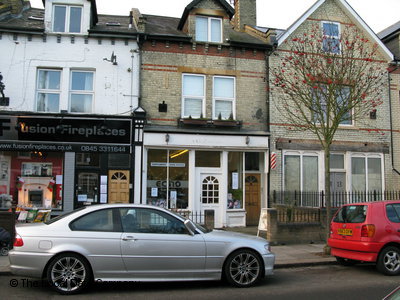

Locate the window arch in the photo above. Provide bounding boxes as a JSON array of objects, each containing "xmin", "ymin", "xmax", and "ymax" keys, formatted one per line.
[{"xmin": 201, "ymin": 176, "xmax": 219, "ymax": 204}]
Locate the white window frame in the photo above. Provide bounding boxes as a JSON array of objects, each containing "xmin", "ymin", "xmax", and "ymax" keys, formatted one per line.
[
  {"xmin": 195, "ymin": 16, "xmax": 222, "ymax": 43},
  {"xmin": 181, "ymin": 74, "xmax": 206, "ymax": 118},
  {"xmin": 69, "ymin": 70, "xmax": 94, "ymax": 113},
  {"xmin": 283, "ymin": 150, "xmax": 321, "ymax": 193},
  {"xmin": 322, "ymin": 21, "xmax": 341, "ymax": 54},
  {"xmin": 212, "ymin": 76, "xmax": 236, "ymax": 120},
  {"xmin": 36, "ymin": 68, "xmax": 61, "ymax": 113},
  {"xmin": 52, "ymin": 4, "xmax": 83, "ymax": 33},
  {"xmin": 349, "ymin": 153, "xmax": 384, "ymax": 192}
]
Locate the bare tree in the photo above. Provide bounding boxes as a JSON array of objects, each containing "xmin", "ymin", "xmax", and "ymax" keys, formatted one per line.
[{"xmin": 272, "ymin": 22, "xmax": 388, "ymax": 243}]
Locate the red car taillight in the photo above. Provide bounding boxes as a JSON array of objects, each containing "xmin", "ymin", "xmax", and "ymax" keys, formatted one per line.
[
  {"xmin": 361, "ymin": 224, "xmax": 375, "ymax": 238},
  {"xmin": 14, "ymin": 233, "xmax": 24, "ymax": 247}
]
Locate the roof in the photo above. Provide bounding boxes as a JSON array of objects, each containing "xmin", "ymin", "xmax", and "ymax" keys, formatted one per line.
[
  {"xmin": 277, "ymin": 0, "xmax": 393, "ymax": 61},
  {"xmin": 0, "ymin": 7, "xmax": 138, "ymax": 36},
  {"xmin": 378, "ymin": 20, "xmax": 400, "ymax": 41},
  {"xmin": 177, "ymin": 0, "xmax": 235, "ymax": 30}
]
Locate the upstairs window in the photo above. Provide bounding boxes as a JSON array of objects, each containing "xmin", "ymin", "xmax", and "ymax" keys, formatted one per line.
[
  {"xmin": 70, "ymin": 71, "xmax": 94, "ymax": 113},
  {"xmin": 213, "ymin": 76, "xmax": 235, "ymax": 119},
  {"xmin": 53, "ymin": 5, "xmax": 82, "ymax": 33},
  {"xmin": 322, "ymin": 22, "xmax": 340, "ymax": 54},
  {"xmin": 36, "ymin": 69, "xmax": 61, "ymax": 112},
  {"xmin": 195, "ymin": 16, "xmax": 222, "ymax": 43},
  {"xmin": 182, "ymin": 74, "xmax": 205, "ymax": 118}
]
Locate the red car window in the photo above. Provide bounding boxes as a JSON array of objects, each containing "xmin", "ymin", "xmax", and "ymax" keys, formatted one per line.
[{"xmin": 333, "ymin": 205, "xmax": 367, "ymax": 223}]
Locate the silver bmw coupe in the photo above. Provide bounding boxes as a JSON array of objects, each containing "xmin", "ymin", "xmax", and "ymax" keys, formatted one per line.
[{"xmin": 9, "ymin": 204, "xmax": 275, "ymax": 294}]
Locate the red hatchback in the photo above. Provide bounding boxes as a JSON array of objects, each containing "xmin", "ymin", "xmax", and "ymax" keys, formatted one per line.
[{"xmin": 328, "ymin": 201, "xmax": 400, "ymax": 275}]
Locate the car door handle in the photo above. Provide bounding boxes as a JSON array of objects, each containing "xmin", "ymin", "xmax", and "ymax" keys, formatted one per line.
[{"xmin": 122, "ymin": 236, "xmax": 137, "ymax": 241}]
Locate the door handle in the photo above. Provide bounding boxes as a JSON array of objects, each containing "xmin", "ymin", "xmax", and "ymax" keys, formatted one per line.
[{"xmin": 122, "ymin": 236, "xmax": 137, "ymax": 241}]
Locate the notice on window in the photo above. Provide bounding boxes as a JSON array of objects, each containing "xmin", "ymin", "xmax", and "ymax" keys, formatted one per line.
[
  {"xmin": 100, "ymin": 184, "xmax": 107, "ymax": 194},
  {"xmin": 100, "ymin": 194, "xmax": 107, "ymax": 204},
  {"xmin": 151, "ymin": 187, "xmax": 158, "ymax": 197},
  {"xmin": 56, "ymin": 175, "xmax": 63, "ymax": 184},
  {"xmin": 100, "ymin": 176, "xmax": 108, "ymax": 185},
  {"xmin": 232, "ymin": 172, "xmax": 239, "ymax": 190},
  {"xmin": 78, "ymin": 194, "xmax": 87, "ymax": 202}
]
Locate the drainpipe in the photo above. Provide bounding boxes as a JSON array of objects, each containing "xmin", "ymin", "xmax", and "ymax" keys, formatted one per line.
[{"xmin": 388, "ymin": 61, "xmax": 400, "ymax": 176}]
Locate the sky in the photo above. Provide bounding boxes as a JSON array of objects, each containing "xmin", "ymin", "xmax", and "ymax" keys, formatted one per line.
[{"xmin": 29, "ymin": 0, "xmax": 400, "ymax": 34}]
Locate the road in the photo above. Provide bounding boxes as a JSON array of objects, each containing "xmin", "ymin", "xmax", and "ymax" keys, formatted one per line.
[{"xmin": 0, "ymin": 264, "xmax": 399, "ymax": 299}]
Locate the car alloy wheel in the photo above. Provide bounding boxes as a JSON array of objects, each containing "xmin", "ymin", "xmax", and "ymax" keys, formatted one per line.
[
  {"xmin": 377, "ymin": 246, "xmax": 400, "ymax": 276},
  {"xmin": 47, "ymin": 253, "xmax": 91, "ymax": 295},
  {"xmin": 224, "ymin": 249, "xmax": 262, "ymax": 287}
]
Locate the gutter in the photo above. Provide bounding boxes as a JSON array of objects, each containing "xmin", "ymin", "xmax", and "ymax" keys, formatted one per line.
[{"xmin": 388, "ymin": 61, "xmax": 400, "ymax": 176}]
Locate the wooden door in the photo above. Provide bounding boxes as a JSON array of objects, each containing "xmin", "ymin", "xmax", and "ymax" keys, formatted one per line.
[
  {"xmin": 245, "ymin": 174, "xmax": 261, "ymax": 226},
  {"xmin": 108, "ymin": 170, "xmax": 130, "ymax": 204}
]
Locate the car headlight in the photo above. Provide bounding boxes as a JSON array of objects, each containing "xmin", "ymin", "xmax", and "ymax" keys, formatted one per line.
[{"xmin": 264, "ymin": 243, "xmax": 271, "ymax": 252}]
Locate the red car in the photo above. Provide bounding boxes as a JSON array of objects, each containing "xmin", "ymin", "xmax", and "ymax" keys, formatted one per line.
[{"xmin": 328, "ymin": 200, "xmax": 400, "ymax": 275}]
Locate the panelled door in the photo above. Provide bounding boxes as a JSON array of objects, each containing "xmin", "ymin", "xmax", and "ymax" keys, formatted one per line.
[
  {"xmin": 108, "ymin": 170, "xmax": 130, "ymax": 204},
  {"xmin": 245, "ymin": 174, "xmax": 261, "ymax": 226}
]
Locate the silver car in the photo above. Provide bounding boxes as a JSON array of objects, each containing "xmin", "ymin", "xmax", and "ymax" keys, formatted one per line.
[{"xmin": 9, "ymin": 204, "xmax": 275, "ymax": 294}]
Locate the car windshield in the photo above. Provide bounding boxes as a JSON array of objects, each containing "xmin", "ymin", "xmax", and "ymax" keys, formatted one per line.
[
  {"xmin": 333, "ymin": 205, "xmax": 367, "ymax": 223},
  {"xmin": 45, "ymin": 207, "xmax": 87, "ymax": 225}
]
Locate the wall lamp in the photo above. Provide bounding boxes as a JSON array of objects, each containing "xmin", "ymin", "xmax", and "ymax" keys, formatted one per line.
[
  {"xmin": 246, "ymin": 136, "xmax": 250, "ymax": 145},
  {"xmin": 165, "ymin": 133, "xmax": 170, "ymax": 143}
]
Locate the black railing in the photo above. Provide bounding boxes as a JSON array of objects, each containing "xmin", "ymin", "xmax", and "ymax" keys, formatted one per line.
[
  {"xmin": 171, "ymin": 209, "xmax": 205, "ymax": 224},
  {"xmin": 271, "ymin": 190, "xmax": 400, "ymax": 208}
]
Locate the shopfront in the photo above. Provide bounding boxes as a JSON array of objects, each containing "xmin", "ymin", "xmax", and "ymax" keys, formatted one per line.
[
  {"xmin": 143, "ymin": 131, "xmax": 270, "ymax": 228},
  {"xmin": 0, "ymin": 113, "xmax": 138, "ymax": 213}
]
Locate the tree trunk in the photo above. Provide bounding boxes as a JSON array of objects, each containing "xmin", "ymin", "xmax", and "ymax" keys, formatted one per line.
[{"xmin": 324, "ymin": 145, "xmax": 332, "ymax": 254}]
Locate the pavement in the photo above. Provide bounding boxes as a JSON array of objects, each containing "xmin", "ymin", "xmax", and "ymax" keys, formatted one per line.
[{"xmin": 0, "ymin": 227, "xmax": 336, "ymax": 275}]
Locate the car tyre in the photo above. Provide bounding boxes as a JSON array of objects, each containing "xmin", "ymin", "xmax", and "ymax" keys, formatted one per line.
[
  {"xmin": 224, "ymin": 249, "xmax": 263, "ymax": 288},
  {"xmin": 47, "ymin": 253, "xmax": 92, "ymax": 295},
  {"xmin": 335, "ymin": 256, "xmax": 357, "ymax": 266},
  {"xmin": 377, "ymin": 246, "xmax": 400, "ymax": 276}
]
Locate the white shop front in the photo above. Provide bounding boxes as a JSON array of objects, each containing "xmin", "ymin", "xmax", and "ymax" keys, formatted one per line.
[{"xmin": 142, "ymin": 131, "xmax": 270, "ymax": 228}]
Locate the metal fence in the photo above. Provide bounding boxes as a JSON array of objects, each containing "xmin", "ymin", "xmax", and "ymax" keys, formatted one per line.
[
  {"xmin": 271, "ymin": 190, "xmax": 400, "ymax": 208},
  {"xmin": 171, "ymin": 209, "xmax": 205, "ymax": 224}
]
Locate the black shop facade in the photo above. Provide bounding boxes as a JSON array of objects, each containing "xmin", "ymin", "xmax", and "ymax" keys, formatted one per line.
[{"xmin": 0, "ymin": 112, "xmax": 145, "ymax": 213}]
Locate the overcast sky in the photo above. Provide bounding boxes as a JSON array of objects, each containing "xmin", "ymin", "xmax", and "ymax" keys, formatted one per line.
[{"xmin": 29, "ymin": 0, "xmax": 400, "ymax": 34}]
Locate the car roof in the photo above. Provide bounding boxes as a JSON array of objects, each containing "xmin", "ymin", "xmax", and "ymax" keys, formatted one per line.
[{"xmin": 342, "ymin": 200, "xmax": 400, "ymax": 207}]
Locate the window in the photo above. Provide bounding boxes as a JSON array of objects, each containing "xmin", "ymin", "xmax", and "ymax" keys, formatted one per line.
[
  {"xmin": 333, "ymin": 205, "xmax": 367, "ymax": 223},
  {"xmin": 322, "ymin": 21, "xmax": 340, "ymax": 54},
  {"xmin": 36, "ymin": 69, "xmax": 61, "ymax": 112},
  {"xmin": 53, "ymin": 5, "xmax": 82, "ymax": 33},
  {"xmin": 70, "ymin": 71, "xmax": 94, "ymax": 113},
  {"xmin": 195, "ymin": 16, "xmax": 222, "ymax": 43},
  {"xmin": 351, "ymin": 155, "xmax": 382, "ymax": 192},
  {"xmin": 70, "ymin": 209, "xmax": 117, "ymax": 232},
  {"xmin": 284, "ymin": 152, "xmax": 319, "ymax": 192},
  {"xmin": 312, "ymin": 85, "xmax": 352, "ymax": 125},
  {"xmin": 202, "ymin": 176, "xmax": 219, "ymax": 204},
  {"xmin": 213, "ymin": 76, "xmax": 235, "ymax": 119},
  {"xmin": 386, "ymin": 204, "xmax": 400, "ymax": 223},
  {"xmin": 182, "ymin": 74, "xmax": 205, "ymax": 118}
]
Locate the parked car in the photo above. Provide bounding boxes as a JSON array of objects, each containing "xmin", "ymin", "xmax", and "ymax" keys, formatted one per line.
[
  {"xmin": 9, "ymin": 204, "xmax": 275, "ymax": 294},
  {"xmin": 328, "ymin": 200, "xmax": 400, "ymax": 275}
]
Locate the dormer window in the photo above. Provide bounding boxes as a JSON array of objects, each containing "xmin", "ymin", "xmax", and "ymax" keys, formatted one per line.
[
  {"xmin": 195, "ymin": 16, "xmax": 222, "ymax": 43},
  {"xmin": 53, "ymin": 5, "xmax": 82, "ymax": 33}
]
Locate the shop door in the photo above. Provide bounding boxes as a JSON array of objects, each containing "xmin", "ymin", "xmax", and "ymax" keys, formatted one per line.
[
  {"xmin": 75, "ymin": 172, "xmax": 99, "ymax": 208},
  {"xmin": 196, "ymin": 169, "xmax": 222, "ymax": 228},
  {"xmin": 108, "ymin": 170, "xmax": 130, "ymax": 204},
  {"xmin": 245, "ymin": 174, "xmax": 261, "ymax": 226}
]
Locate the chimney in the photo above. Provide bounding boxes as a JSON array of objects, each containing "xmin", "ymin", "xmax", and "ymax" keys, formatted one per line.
[
  {"xmin": 5, "ymin": 0, "xmax": 26, "ymax": 15},
  {"xmin": 233, "ymin": 0, "xmax": 257, "ymax": 31},
  {"xmin": 130, "ymin": 8, "xmax": 146, "ymax": 33}
]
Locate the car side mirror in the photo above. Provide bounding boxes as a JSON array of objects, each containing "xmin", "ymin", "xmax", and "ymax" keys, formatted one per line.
[{"xmin": 184, "ymin": 219, "xmax": 196, "ymax": 236}]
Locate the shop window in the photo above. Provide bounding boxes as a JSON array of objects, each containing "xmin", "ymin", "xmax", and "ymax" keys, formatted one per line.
[
  {"xmin": 201, "ymin": 176, "xmax": 219, "ymax": 204},
  {"xmin": 228, "ymin": 152, "xmax": 243, "ymax": 209},
  {"xmin": 195, "ymin": 16, "xmax": 222, "ymax": 43},
  {"xmin": 182, "ymin": 74, "xmax": 205, "ymax": 118},
  {"xmin": 53, "ymin": 5, "xmax": 82, "ymax": 33},
  {"xmin": 147, "ymin": 149, "xmax": 189, "ymax": 209},
  {"xmin": 213, "ymin": 76, "xmax": 235, "ymax": 120},
  {"xmin": 195, "ymin": 151, "xmax": 220, "ymax": 167},
  {"xmin": 36, "ymin": 69, "xmax": 61, "ymax": 112},
  {"xmin": 0, "ymin": 151, "xmax": 64, "ymax": 210},
  {"xmin": 77, "ymin": 172, "xmax": 98, "ymax": 203},
  {"xmin": 70, "ymin": 71, "xmax": 94, "ymax": 113}
]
